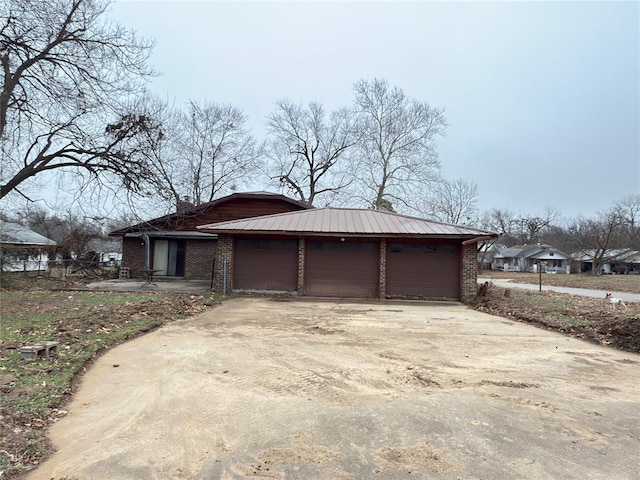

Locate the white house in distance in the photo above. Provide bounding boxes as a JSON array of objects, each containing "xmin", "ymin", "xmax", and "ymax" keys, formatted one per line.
[
  {"xmin": 572, "ymin": 249, "xmax": 640, "ymax": 274},
  {"xmin": 0, "ymin": 220, "xmax": 56, "ymax": 272},
  {"xmin": 492, "ymin": 244, "xmax": 571, "ymax": 274}
]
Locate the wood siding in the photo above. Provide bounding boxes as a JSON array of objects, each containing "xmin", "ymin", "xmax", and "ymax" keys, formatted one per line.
[
  {"xmin": 305, "ymin": 239, "xmax": 379, "ymax": 297},
  {"xmin": 386, "ymin": 240, "xmax": 460, "ymax": 299},
  {"xmin": 158, "ymin": 198, "xmax": 308, "ymax": 231}
]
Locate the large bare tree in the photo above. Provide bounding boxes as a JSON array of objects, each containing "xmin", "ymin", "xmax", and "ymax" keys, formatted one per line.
[
  {"xmin": 265, "ymin": 100, "xmax": 357, "ymax": 205},
  {"xmin": 178, "ymin": 101, "xmax": 259, "ymax": 206},
  {"xmin": 0, "ymin": 0, "xmax": 155, "ymax": 200},
  {"xmin": 352, "ymin": 78, "xmax": 446, "ymax": 212}
]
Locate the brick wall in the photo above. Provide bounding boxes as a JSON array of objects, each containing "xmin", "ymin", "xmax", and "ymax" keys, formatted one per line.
[
  {"xmin": 297, "ymin": 237, "xmax": 305, "ymax": 295},
  {"xmin": 184, "ymin": 239, "xmax": 216, "ymax": 279},
  {"xmin": 214, "ymin": 234, "xmax": 233, "ymax": 294},
  {"xmin": 378, "ymin": 239, "xmax": 387, "ymax": 299},
  {"xmin": 121, "ymin": 237, "xmax": 145, "ymax": 277},
  {"xmin": 461, "ymin": 242, "xmax": 478, "ymax": 301}
]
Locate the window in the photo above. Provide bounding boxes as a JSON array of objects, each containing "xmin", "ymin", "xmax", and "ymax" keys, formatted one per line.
[
  {"xmin": 389, "ymin": 244, "xmax": 403, "ymax": 253},
  {"xmin": 309, "ymin": 241, "xmax": 323, "ymax": 250},
  {"xmin": 268, "ymin": 240, "xmax": 282, "ymax": 249}
]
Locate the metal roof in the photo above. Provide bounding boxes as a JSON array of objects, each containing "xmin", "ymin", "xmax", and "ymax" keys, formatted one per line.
[
  {"xmin": 494, "ymin": 244, "xmax": 570, "ymax": 260},
  {"xmin": 197, "ymin": 207, "xmax": 498, "ymax": 238},
  {"xmin": 0, "ymin": 220, "xmax": 57, "ymax": 246}
]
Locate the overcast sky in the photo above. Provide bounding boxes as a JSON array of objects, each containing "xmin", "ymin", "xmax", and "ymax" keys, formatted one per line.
[{"xmin": 109, "ymin": 0, "xmax": 639, "ymax": 219}]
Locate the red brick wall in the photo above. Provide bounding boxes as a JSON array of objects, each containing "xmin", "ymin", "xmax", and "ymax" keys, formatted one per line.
[
  {"xmin": 121, "ymin": 237, "xmax": 146, "ymax": 277},
  {"xmin": 378, "ymin": 238, "xmax": 387, "ymax": 299},
  {"xmin": 461, "ymin": 242, "xmax": 478, "ymax": 301},
  {"xmin": 214, "ymin": 235, "xmax": 233, "ymax": 293},
  {"xmin": 185, "ymin": 239, "xmax": 216, "ymax": 279},
  {"xmin": 297, "ymin": 237, "xmax": 305, "ymax": 295}
]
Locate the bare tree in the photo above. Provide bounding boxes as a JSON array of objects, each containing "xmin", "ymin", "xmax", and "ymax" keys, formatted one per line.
[
  {"xmin": 352, "ymin": 78, "xmax": 446, "ymax": 212},
  {"xmin": 613, "ymin": 194, "xmax": 640, "ymax": 249},
  {"xmin": 178, "ymin": 101, "xmax": 259, "ymax": 206},
  {"xmin": 424, "ymin": 179, "xmax": 478, "ymax": 224},
  {"xmin": 265, "ymin": 100, "xmax": 357, "ymax": 205},
  {"xmin": 566, "ymin": 209, "xmax": 624, "ymax": 275},
  {"xmin": 0, "ymin": 0, "xmax": 155, "ymax": 200},
  {"xmin": 13, "ymin": 204, "xmax": 104, "ymax": 261}
]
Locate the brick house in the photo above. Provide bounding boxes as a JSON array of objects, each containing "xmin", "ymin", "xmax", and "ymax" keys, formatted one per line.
[
  {"xmin": 109, "ymin": 192, "xmax": 312, "ymax": 280},
  {"xmin": 198, "ymin": 208, "xmax": 498, "ymax": 302}
]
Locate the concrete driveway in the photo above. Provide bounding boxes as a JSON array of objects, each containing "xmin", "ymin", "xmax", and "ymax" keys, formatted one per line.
[{"xmin": 28, "ymin": 298, "xmax": 640, "ymax": 480}]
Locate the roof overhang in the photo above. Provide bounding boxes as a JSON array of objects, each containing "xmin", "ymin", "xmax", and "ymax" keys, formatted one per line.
[
  {"xmin": 198, "ymin": 229, "xmax": 497, "ymax": 242},
  {"xmin": 124, "ymin": 231, "xmax": 218, "ymax": 240}
]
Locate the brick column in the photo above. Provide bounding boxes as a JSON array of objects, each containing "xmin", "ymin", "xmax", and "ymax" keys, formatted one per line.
[
  {"xmin": 214, "ymin": 234, "xmax": 233, "ymax": 294},
  {"xmin": 461, "ymin": 242, "xmax": 478, "ymax": 302},
  {"xmin": 297, "ymin": 237, "xmax": 305, "ymax": 295},
  {"xmin": 378, "ymin": 238, "xmax": 387, "ymax": 299}
]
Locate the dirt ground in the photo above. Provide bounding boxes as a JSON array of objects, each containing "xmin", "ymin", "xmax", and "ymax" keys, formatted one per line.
[{"xmin": 25, "ymin": 298, "xmax": 640, "ymax": 480}]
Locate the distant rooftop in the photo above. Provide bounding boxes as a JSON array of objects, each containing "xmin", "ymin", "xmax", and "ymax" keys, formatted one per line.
[{"xmin": 0, "ymin": 220, "xmax": 57, "ymax": 246}]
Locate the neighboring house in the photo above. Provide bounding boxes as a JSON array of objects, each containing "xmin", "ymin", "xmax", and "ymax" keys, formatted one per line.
[
  {"xmin": 109, "ymin": 192, "xmax": 312, "ymax": 279},
  {"xmin": 197, "ymin": 207, "xmax": 498, "ymax": 301},
  {"xmin": 0, "ymin": 220, "xmax": 56, "ymax": 272},
  {"xmin": 477, "ymin": 242, "xmax": 506, "ymax": 271},
  {"xmin": 492, "ymin": 244, "xmax": 571, "ymax": 273},
  {"xmin": 572, "ymin": 249, "xmax": 640, "ymax": 274},
  {"xmin": 87, "ymin": 238, "xmax": 123, "ymax": 267}
]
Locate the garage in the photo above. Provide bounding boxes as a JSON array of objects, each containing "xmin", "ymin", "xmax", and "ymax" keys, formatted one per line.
[
  {"xmin": 233, "ymin": 237, "xmax": 298, "ymax": 291},
  {"xmin": 386, "ymin": 240, "xmax": 460, "ymax": 299},
  {"xmin": 199, "ymin": 207, "xmax": 497, "ymax": 301},
  {"xmin": 305, "ymin": 239, "xmax": 379, "ymax": 297}
]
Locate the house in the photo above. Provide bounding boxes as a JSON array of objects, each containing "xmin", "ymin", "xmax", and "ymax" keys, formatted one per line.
[
  {"xmin": 197, "ymin": 207, "xmax": 498, "ymax": 301},
  {"xmin": 0, "ymin": 220, "xmax": 56, "ymax": 272},
  {"xmin": 109, "ymin": 192, "xmax": 312, "ymax": 279},
  {"xmin": 572, "ymin": 249, "xmax": 640, "ymax": 274},
  {"xmin": 492, "ymin": 244, "xmax": 571, "ymax": 273}
]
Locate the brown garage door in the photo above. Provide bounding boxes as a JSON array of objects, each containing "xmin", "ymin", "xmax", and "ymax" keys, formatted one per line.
[
  {"xmin": 305, "ymin": 239, "xmax": 379, "ymax": 297},
  {"xmin": 386, "ymin": 241, "xmax": 460, "ymax": 299},
  {"xmin": 234, "ymin": 238, "xmax": 298, "ymax": 291}
]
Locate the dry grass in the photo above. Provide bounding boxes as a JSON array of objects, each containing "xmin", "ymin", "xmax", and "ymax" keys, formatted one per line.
[{"xmin": 478, "ymin": 271, "xmax": 640, "ymax": 294}]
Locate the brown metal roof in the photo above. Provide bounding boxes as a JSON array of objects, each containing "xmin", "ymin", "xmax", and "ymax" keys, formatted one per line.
[{"xmin": 197, "ymin": 207, "xmax": 498, "ymax": 239}]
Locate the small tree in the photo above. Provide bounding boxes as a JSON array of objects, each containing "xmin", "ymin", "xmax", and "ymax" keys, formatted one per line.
[{"xmin": 566, "ymin": 210, "xmax": 624, "ymax": 275}]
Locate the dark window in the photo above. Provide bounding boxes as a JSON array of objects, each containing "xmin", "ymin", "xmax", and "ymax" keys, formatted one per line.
[
  {"xmin": 256, "ymin": 240, "xmax": 267, "ymax": 249},
  {"xmin": 407, "ymin": 244, "xmax": 422, "ymax": 253},
  {"xmin": 362, "ymin": 242, "xmax": 376, "ymax": 251},
  {"xmin": 425, "ymin": 244, "xmax": 437, "ymax": 253},
  {"xmin": 283, "ymin": 241, "xmax": 297, "ymax": 250},
  {"xmin": 389, "ymin": 244, "xmax": 403, "ymax": 253},
  {"xmin": 237, "ymin": 239, "xmax": 250, "ymax": 249},
  {"xmin": 268, "ymin": 240, "xmax": 282, "ymax": 249},
  {"xmin": 443, "ymin": 246, "xmax": 456, "ymax": 254},
  {"xmin": 309, "ymin": 241, "xmax": 323, "ymax": 250}
]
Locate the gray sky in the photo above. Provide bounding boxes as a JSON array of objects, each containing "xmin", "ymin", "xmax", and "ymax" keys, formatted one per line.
[{"xmin": 110, "ymin": 0, "xmax": 639, "ymax": 219}]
